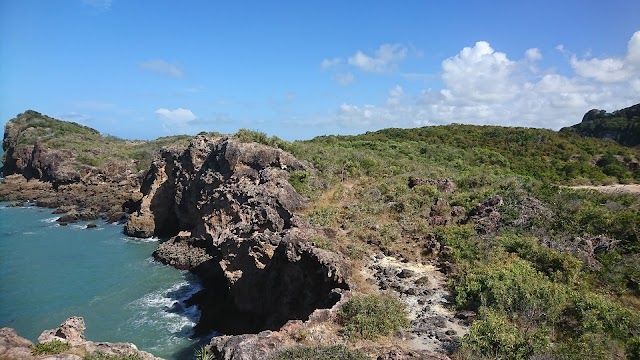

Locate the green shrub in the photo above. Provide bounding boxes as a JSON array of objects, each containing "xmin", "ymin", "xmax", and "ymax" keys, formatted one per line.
[
  {"xmin": 271, "ymin": 345, "xmax": 370, "ymax": 360},
  {"xmin": 32, "ymin": 339, "xmax": 70, "ymax": 355},
  {"xmin": 461, "ymin": 309, "xmax": 550, "ymax": 360},
  {"xmin": 288, "ymin": 169, "xmax": 312, "ymax": 195},
  {"xmin": 306, "ymin": 206, "xmax": 340, "ymax": 227},
  {"xmin": 339, "ymin": 293, "xmax": 409, "ymax": 340},
  {"xmin": 452, "ymin": 256, "xmax": 568, "ymax": 326}
]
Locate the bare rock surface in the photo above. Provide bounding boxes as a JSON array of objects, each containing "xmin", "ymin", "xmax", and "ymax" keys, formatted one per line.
[{"xmin": 363, "ymin": 255, "xmax": 468, "ymax": 355}]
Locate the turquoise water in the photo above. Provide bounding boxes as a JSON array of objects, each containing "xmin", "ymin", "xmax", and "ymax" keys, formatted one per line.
[{"xmin": 0, "ymin": 203, "xmax": 201, "ymax": 359}]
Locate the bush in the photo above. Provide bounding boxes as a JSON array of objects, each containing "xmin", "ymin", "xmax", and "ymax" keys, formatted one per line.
[
  {"xmin": 461, "ymin": 309, "xmax": 550, "ymax": 360},
  {"xmin": 272, "ymin": 345, "xmax": 370, "ymax": 360},
  {"xmin": 452, "ymin": 256, "xmax": 568, "ymax": 326},
  {"xmin": 31, "ymin": 339, "xmax": 70, "ymax": 355},
  {"xmin": 339, "ymin": 293, "xmax": 409, "ymax": 340}
]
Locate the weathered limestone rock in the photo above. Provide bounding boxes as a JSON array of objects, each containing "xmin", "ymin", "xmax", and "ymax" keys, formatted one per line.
[
  {"xmin": 127, "ymin": 136, "xmax": 350, "ymax": 336},
  {"xmin": 1, "ymin": 317, "xmax": 160, "ymax": 360},
  {"xmin": 38, "ymin": 316, "xmax": 86, "ymax": 346},
  {"xmin": 0, "ymin": 328, "xmax": 34, "ymax": 360}
]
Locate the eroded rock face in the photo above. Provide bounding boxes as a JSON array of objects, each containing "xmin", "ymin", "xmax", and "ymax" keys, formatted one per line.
[{"xmin": 127, "ymin": 136, "xmax": 350, "ymax": 335}]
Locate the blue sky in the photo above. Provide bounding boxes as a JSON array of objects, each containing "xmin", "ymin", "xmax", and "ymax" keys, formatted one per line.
[{"xmin": 1, "ymin": 1, "xmax": 639, "ymax": 140}]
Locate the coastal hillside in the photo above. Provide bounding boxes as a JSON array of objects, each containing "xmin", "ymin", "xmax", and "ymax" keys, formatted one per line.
[
  {"xmin": 1, "ymin": 109, "xmax": 640, "ymax": 359},
  {"xmin": 560, "ymin": 103, "xmax": 640, "ymax": 148}
]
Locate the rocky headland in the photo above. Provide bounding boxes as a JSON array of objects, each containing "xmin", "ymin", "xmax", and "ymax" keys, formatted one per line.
[{"xmin": 124, "ymin": 135, "xmax": 353, "ymax": 337}]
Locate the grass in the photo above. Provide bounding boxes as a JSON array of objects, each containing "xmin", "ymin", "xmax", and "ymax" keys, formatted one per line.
[{"xmin": 31, "ymin": 339, "xmax": 70, "ymax": 355}]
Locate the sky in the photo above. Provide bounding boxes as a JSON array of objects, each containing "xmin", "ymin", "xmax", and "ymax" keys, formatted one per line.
[{"xmin": 1, "ymin": 1, "xmax": 639, "ymax": 141}]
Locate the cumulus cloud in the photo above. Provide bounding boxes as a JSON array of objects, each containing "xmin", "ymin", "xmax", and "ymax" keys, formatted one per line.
[
  {"xmin": 155, "ymin": 108, "xmax": 196, "ymax": 132},
  {"xmin": 347, "ymin": 44, "xmax": 408, "ymax": 73},
  {"xmin": 139, "ymin": 60, "xmax": 184, "ymax": 78},
  {"xmin": 333, "ymin": 31, "xmax": 640, "ymax": 131},
  {"xmin": 83, "ymin": 0, "xmax": 112, "ymax": 11},
  {"xmin": 570, "ymin": 31, "xmax": 640, "ymax": 82}
]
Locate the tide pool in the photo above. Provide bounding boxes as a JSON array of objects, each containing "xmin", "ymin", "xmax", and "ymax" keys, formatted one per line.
[{"xmin": 0, "ymin": 202, "xmax": 202, "ymax": 359}]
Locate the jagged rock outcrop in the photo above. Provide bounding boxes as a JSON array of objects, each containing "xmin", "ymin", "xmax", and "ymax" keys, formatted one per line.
[
  {"xmin": 0, "ymin": 317, "xmax": 159, "ymax": 360},
  {"xmin": 127, "ymin": 136, "xmax": 351, "ymax": 335}
]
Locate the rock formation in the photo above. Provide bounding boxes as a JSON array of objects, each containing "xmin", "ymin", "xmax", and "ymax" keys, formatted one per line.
[
  {"xmin": 0, "ymin": 317, "xmax": 159, "ymax": 360},
  {"xmin": 0, "ymin": 111, "xmax": 144, "ymax": 222},
  {"xmin": 126, "ymin": 136, "xmax": 351, "ymax": 335}
]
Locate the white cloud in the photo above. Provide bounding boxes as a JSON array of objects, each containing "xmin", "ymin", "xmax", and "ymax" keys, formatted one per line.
[
  {"xmin": 347, "ymin": 44, "xmax": 408, "ymax": 73},
  {"xmin": 333, "ymin": 72, "xmax": 355, "ymax": 86},
  {"xmin": 333, "ymin": 32, "xmax": 640, "ymax": 131},
  {"xmin": 570, "ymin": 30, "xmax": 640, "ymax": 82},
  {"xmin": 139, "ymin": 60, "xmax": 184, "ymax": 78},
  {"xmin": 321, "ymin": 57, "xmax": 342, "ymax": 69},
  {"xmin": 441, "ymin": 41, "xmax": 518, "ymax": 104},
  {"xmin": 525, "ymin": 48, "xmax": 542, "ymax": 61},
  {"xmin": 155, "ymin": 108, "xmax": 196, "ymax": 132},
  {"xmin": 83, "ymin": 0, "xmax": 112, "ymax": 11}
]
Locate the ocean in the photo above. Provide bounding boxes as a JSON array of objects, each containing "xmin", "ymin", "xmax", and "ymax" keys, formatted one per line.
[{"xmin": 0, "ymin": 202, "xmax": 203, "ymax": 359}]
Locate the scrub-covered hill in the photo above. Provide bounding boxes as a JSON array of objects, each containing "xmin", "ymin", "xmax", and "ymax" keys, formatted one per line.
[{"xmin": 561, "ymin": 103, "xmax": 640, "ymax": 148}]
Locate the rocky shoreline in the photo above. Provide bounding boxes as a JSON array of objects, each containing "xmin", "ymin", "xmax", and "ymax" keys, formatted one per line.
[{"xmin": 0, "ymin": 317, "xmax": 159, "ymax": 360}]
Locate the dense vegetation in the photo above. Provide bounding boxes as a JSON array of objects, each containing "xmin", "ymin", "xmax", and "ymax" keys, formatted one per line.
[
  {"xmin": 561, "ymin": 103, "xmax": 640, "ymax": 148},
  {"xmin": 273, "ymin": 119, "xmax": 640, "ymax": 359}
]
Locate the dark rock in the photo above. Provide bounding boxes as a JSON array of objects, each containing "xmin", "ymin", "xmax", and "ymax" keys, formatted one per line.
[
  {"xmin": 86, "ymin": 223, "xmax": 97, "ymax": 229},
  {"xmin": 462, "ymin": 195, "xmax": 503, "ymax": 234},
  {"xmin": 398, "ymin": 269, "xmax": 416, "ymax": 278},
  {"xmin": 132, "ymin": 136, "xmax": 349, "ymax": 336},
  {"xmin": 445, "ymin": 329, "xmax": 457, "ymax": 335}
]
